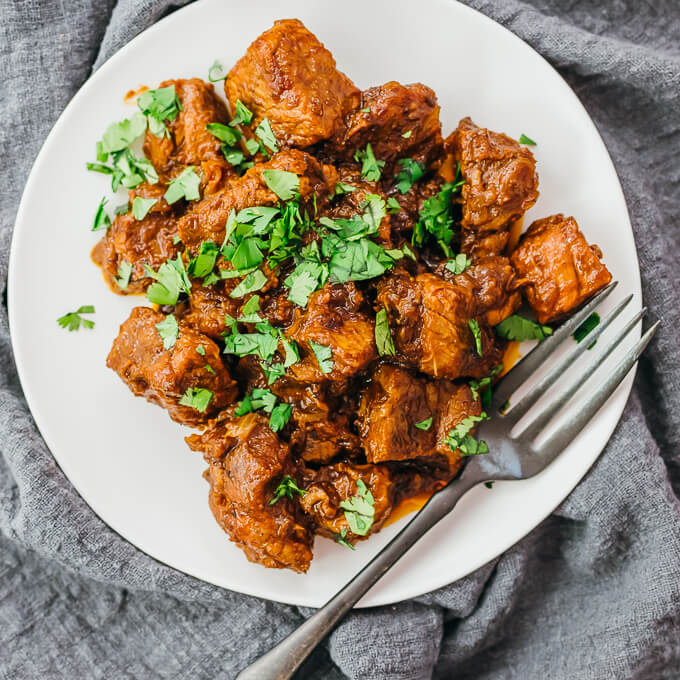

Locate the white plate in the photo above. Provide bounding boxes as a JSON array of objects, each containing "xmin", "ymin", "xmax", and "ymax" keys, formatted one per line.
[{"xmin": 8, "ymin": 0, "xmax": 640, "ymax": 607}]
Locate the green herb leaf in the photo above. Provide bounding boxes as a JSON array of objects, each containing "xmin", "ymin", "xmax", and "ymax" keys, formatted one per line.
[
  {"xmin": 86, "ymin": 162, "xmax": 113, "ymax": 175},
  {"xmin": 387, "ymin": 197, "xmax": 401, "ymax": 214},
  {"xmin": 164, "ymin": 167, "xmax": 201, "ymax": 204},
  {"xmin": 228, "ymin": 268, "xmax": 267, "ymax": 298},
  {"xmin": 340, "ymin": 479, "xmax": 375, "ymax": 536},
  {"xmin": 333, "ymin": 181, "xmax": 357, "ymax": 198},
  {"xmin": 375, "ymin": 308, "xmax": 396, "ymax": 357},
  {"xmin": 187, "ymin": 240, "xmax": 220, "ymax": 279},
  {"xmin": 208, "ymin": 60, "xmax": 227, "ymax": 82},
  {"xmin": 269, "ymin": 475, "xmax": 306, "ymax": 505},
  {"xmin": 57, "ymin": 305, "xmax": 95, "ymax": 332},
  {"xmin": 196, "ymin": 344, "xmax": 206, "ymax": 356},
  {"xmin": 573, "ymin": 313, "xmax": 600, "ymax": 344},
  {"xmin": 131, "ymin": 196, "xmax": 157, "ymax": 220},
  {"xmin": 445, "ymin": 253, "xmax": 471, "ymax": 275},
  {"xmin": 309, "ymin": 341, "xmax": 333, "ymax": 374},
  {"xmin": 395, "ymin": 158, "xmax": 425, "ymax": 194},
  {"xmin": 469, "ymin": 364, "xmax": 503, "ymax": 403},
  {"xmin": 155, "ymin": 314, "xmax": 179, "ymax": 350},
  {"xmin": 415, "ymin": 417, "xmax": 433, "ymax": 431},
  {"xmin": 206, "ymin": 122, "xmax": 242, "ymax": 146},
  {"xmin": 115, "ymin": 260, "xmax": 133, "ymax": 291},
  {"xmin": 279, "ymin": 332, "xmax": 300, "ymax": 368},
  {"xmin": 494, "ymin": 315, "xmax": 553, "ymax": 342},
  {"xmin": 238, "ymin": 295, "xmax": 263, "ymax": 323},
  {"xmin": 255, "ymin": 118, "xmax": 279, "ymax": 153},
  {"xmin": 262, "ymin": 169, "xmax": 299, "ymax": 201},
  {"xmin": 401, "ymin": 130, "xmax": 413, "ymax": 139},
  {"xmin": 446, "ymin": 413, "xmax": 491, "ymax": 456},
  {"xmin": 145, "ymin": 254, "xmax": 191, "ymax": 306},
  {"xmin": 92, "ymin": 197, "xmax": 111, "ymax": 232},
  {"xmin": 269, "ymin": 402, "xmax": 293, "ymax": 433},
  {"xmin": 519, "ymin": 133, "xmax": 536, "ymax": 146},
  {"xmin": 178, "ymin": 387, "xmax": 213, "ymax": 413},
  {"xmin": 101, "ymin": 112, "xmax": 147, "ymax": 154},
  {"xmin": 137, "ymin": 86, "xmax": 182, "ymax": 138},
  {"xmin": 335, "ymin": 527, "xmax": 356, "ymax": 550},
  {"xmin": 412, "ymin": 182, "xmax": 458, "ymax": 256},
  {"xmin": 468, "ymin": 319, "xmax": 483, "ymax": 356},
  {"xmin": 251, "ymin": 387, "xmax": 277, "ymax": 413},
  {"xmin": 230, "ymin": 100, "xmax": 253, "ymax": 127},
  {"xmin": 354, "ymin": 143, "xmax": 385, "ymax": 182}
]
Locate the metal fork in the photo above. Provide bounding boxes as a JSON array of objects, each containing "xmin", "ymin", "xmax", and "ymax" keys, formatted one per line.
[{"xmin": 236, "ymin": 281, "xmax": 658, "ymax": 680}]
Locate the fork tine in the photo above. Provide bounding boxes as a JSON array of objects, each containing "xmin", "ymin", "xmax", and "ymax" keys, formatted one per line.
[
  {"xmin": 515, "ymin": 308, "xmax": 646, "ymax": 441},
  {"xmin": 500, "ymin": 293, "xmax": 634, "ymax": 423},
  {"xmin": 532, "ymin": 321, "xmax": 659, "ymax": 455},
  {"xmin": 492, "ymin": 282, "xmax": 618, "ymax": 408}
]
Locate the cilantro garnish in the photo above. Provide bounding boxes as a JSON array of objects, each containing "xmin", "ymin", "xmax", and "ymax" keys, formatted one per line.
[
  {"xmin": 412, "ymin": 182, "xmax": 459, "ymax": 256},
  {"xmin": 495, "ymin": 315, "xmax": 553, "ymax": 341},
  {"xmin": 445, "ymin": 253, "xmax": 471, "ymax": 275},
  {"xmin": 57, "ymin": 305, "xmax": 95, "ymax": 332},
  {"xmin": 230, "ymin": 269, "xmax": 268, "ymax": 298},
  {"xmin": 573, "ymin": 313, "xmax": 600, "ymax": 344},
  {"xmin": 178, "ymin": 387, "xmax": 213, "ymax": 413},
  {"xmin": 519, "ymin": 133, "xmax": 536, "ymax": 146},
  {"xmin": 401, "ymin": 130, "xmax": 413, "ymax": 139},
  {"xmin": 469, "ymin": 364, "xmax": 503, "ymax": 406},
  {"xmin": 131, "ymin": 196, "xmax": 157, "ymax": 220},
  {"xmin": 387, "ymin": 197, "xmax": 401, "ymax": 214},
  {"xmin": 145, "ymin": 254, "xmax": 191, "ymax": 306},
  {"xmin": 269, "ymin": 403, "xmax": 293, "ymax": 433},
  {"xmin": 86, "ymin": 162, "xmax": 113, "ymax": 175},
  {"xmin": 340, "ymin": 479, "xmax": 375, "ymax": 536},
  {"xmin": 445, "ymin": 413, "xmax": 491, "ymax": 456},
  {"xmin": 309, "ymin": 341, "xmax": 333, "ymax": 374},
  {"xmin": 262, "ymin": 169, "xmax": 299, "ymax": 201},
  {"xmin": 375, "ymin": 308, "xmax": 396, "ymax": 357},
  {"xmin": 115, "ymin": 203, "xmax": 130, "ymax": 216},
  {"xmin": 468, "ymin": 319, "xmax": 483, "ymax": 356},
  {"xmin": 237, "ymin": 295, "xmax": 263, "ymax": 323},
  {"xmin": 155, "ymin": 314, "xmax": 179, "ymax": 350},
  {"xmin": 230, "ymin": 100, "xmax": 253, "ymax": 127},
  {"xmin": 395, "ymin": 158, "xmax": 425, "ymax": 194},
  {"xmin": 269, "ymin": 475, "xmax": 306, "ymax": 505},
  {"xmin": 206, "ymin": 122, "xmax": 242, "ymax": 146},
  {"xmin": 187, "ymin": 241, "xmax": 220, "ymax": 279},
  {"xmin": 101, "ymin": 112, "xmax": 147, "ymax": 154},
  {"xmin": 208, "ymin": 60, "xmax": 227, "ymax": 82},
  {"xmin": 235, "ymin": 388, "xmax": 292, "ymax": 432},
  {"xmin": 196, "ymin": 345, "xmax": 206, "ymax": 356},
  {"xmin": 115, "ymin": 260, "xmax": 133, "ymax": 291},
  {"xmin": 92, "ymin": 197, "xmax": 111, "ymax": 232},
  {"xmin": 332, "ymin": 181, "xmax": 357, "ymax": 198},
  {"xmin": 164, "ymin": 167, "xmax": 201, "ymax": 204},
  {"xmin": 255, "ymin": 118, "xmax": 279, "ymax": 154},
  {"xmin": 415, "ymin": 417, "xmax": 433, "ymax": 431},
  {"xmin": 354, "ymin": 143, "xmax": 385, "ymax": 182},
  {"xmin": 137, "ymin": 86, "xmax": 182, "ymax": 138},
  {"xmin": 335, "ymin": 528, "xmax": 356, "ymax": 550}
]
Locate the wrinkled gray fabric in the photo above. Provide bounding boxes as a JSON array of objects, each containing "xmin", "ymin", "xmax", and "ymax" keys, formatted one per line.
[{"xmin": 1, "ymin": 1, "xmax": 679, "ymax": 678}]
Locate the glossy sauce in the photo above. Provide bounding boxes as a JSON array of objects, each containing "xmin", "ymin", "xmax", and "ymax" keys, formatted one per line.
[{"xmin": 124, "ymin": 85, "xmax": 149, "ymax": 103}]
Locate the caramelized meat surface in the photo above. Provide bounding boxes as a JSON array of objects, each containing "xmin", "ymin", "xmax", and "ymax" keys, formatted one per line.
[
  {"xmin": 511, "ymin": 214, "xmax": 613, "ymax": 323},
  {"xmin": 177, "ymin": 149, "xmax": 334, "ymax": 251},
  {"xmin": 300, "ymin": 462, "xmax": 394, "ymax": 544},
  {"xmin": 107, "ymin": 307, "xmax": 237, "ymax": 426},
  {"xmin": 325, "ymin": 81, "xmax": 443, "ymax": 171},
  {"xmin": 143, "ymin": 78, "xmax": 231, "ymax": 179},
  {"xmin": 187, "ymin": 413, "xmax": 314, "ymax": 572},
  {"xmin": 450, "ymin": 117, "xmax": 539, "ymax": 255},
  {"xmin": 92, "ymin": 183, "xmax": 180, "ymax": 295},
  {"xmin": 377, "ymin": 268, "xmax": 508, "ymax": 380},
  {"xmin": 357, "ymin": 364, "xmax": 481, "ymax": 465},
  {"xmin": 225, "ymin": 19, "xmax": 360, "ymax": 148}
]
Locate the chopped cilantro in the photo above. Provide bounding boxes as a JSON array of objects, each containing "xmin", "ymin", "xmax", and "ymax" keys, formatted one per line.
[
  {"xmin": 401, "ymin": 130, "xmax": 413, "ymax": 139},
  {"xmin": 468, "ymin": 319, "xmax": 483, "ymax": 356},
  {"xmin": 412, "ymin": 182, "xmax": 458, "ymax": 256},
  {"xmin": 155, "ymin": 314, "xmax": 179, "ymax": 350},
  {"xmin": 445, "ymin": 253, "xmax": 471, "ymax": 275},
  {"xmin": 230, "ymin": 100, "xmax": 253, "ymax": 127},
  {"xmin": 101, "ymin": 112, "xmax": 147, "ymax": 154},
  {"xmin": 145, "ymin": 254, "xmax": 191, "ymax": 306},
  {"xmin": 286, "ymin": 269, "xmax": 321, "ymax": 307},
  {"xmin": 375, "ymin": 308, "xmax": 396, "ymax": 357},
  {"xmin": 229, "ymin": 269, "xmax": 268, "ymax": 298},
  {"xmin": 332, "ymin": 181, "xmax": 357, "ymax": 198},
  {"xmin": 335, "ymin": 528, "xmax": 356, "ymax": 550},
  {"xmin": 469, "ymin": 365, "xmax": 503, "ymax": 405},
  {"xmin": 309, "ymin": 341, "xmax": 333, "ymax": 374},
  {"xmin": 395, "ymin": 158, "xmax": 425, "ymax": 194},
  {"xmin": 387, "ymin": 197, "xmax": 401, "ymax": 214},
  {"xmin": 86, "ymin": 162, "xmax": 113, "ymax": 175},
  {"xmin": 196, "ymin": 344, "xmax": 206, "ymax": 356},
  {"xmin": 115, "ymin": 202, "xmax": 130, "ymax": 216},
  {"xmin": 137, "ymin": 86, "xmax": 182, "ymax": 138},
  {"xmin": 269, "ymin": 402, "xmax": 293, "ymax": 433},
  {"xmin": 495, "ymin": 315, "xmax": 553, "ymax": 341},
  {"xmin": 238, "ymin": 295, "xmax": 263, "ymax": 323},
  {"xmin": 178, "ymin": 387, "xmax": 213, "ymax": 413},
  {"xmin": 164, "ymin": 167, "xmax": 201, "ymax": 204},
  {"xmin": 279, "ymin": 332, "xmax": 300, "ymax": 367},
  {"xmin": 340, "ymin": 479, "xmax": 375, "ymax": 536},
  {"xmin": 187, "ymin": 241, "xmax": 220, "ymax": 279},
  {"xmin": 269, "ymin": 475, "xmax": 307, "ymax": 505},
  {"xmin": 446, "ymin": 413, "xmax": 491, "ymax": 456},
  {"xmin": 131, "ymin": 196, "xmax": 157, "ymax": 220},
  {"xmin": 519, "ymin": 134, "xmax": 536, "ymax": 146},
  {"xmin": 208, "ymin": 60, "xmax": 227, "ymax": 82},
  {"xmin": 57, "ymin": 305, "xmax": 95, "ymax": 332},
  {"xmin": 206, "ymin": 122, "xmax": 242, "ymax": 146},
  {"xmin": 204, "ymin": 364, "xmax": 216, "ymax": 375},
  {"xmin": 354, "ymin": 143, "xmax": 385, "ymax": 182},
  {"xmin": 262, "ymin": 169, "xmax": 299, "ymax": 201},
  {"xmin": 255, "ymin": 118, "xmax": 279, "ymax": 153},
  {"xmin": 92, "ymin": 197, "xmax": 111, "ymax": 232},
  {"xmin": 115, "ymin": 260, "xmax": 133, "ymax": 291},
  {"xmin": 573, "ymin": 313, "xmax": 600, "ymax": 344},
  {"xmin": 415, "ymin": 417, "xmax": 433, "ymax": 431}
]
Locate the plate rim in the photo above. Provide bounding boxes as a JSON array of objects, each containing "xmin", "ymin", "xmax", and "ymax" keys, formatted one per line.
[{"xmin": 7, "ymin": 0, "xmax": 641, "ymax": 607}]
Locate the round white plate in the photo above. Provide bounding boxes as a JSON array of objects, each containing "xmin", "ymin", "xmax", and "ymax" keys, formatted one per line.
[{"xmin": 9, "ymin": 0, "xmax": 640, "ymax": 607}]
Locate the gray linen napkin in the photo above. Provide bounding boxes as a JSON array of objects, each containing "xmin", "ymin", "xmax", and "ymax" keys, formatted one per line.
[{"xmin": 1, "ymin": 1, "xmax": 679, "ymax": 678}]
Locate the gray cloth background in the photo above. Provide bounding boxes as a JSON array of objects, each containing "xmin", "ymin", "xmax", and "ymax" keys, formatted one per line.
[{"xmin": 1, "ymin": 1, "xmax": 679, "ymax": 678}]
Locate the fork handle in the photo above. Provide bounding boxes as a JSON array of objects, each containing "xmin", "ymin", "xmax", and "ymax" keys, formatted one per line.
[{"xmin": 235, "ymin": 461, "xmax": 488, "ymax": 680}]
